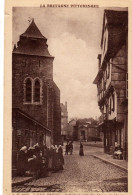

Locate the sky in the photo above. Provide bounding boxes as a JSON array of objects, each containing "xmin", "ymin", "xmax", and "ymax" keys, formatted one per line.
[{"xmin": 13, "ymin": 7, "xmax": 105, "ymax": 119}]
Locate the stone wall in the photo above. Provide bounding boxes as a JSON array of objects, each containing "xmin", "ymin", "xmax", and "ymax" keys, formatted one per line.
[
  {"xmin": 53, "ymin": 82, "xmax": 61, "ymax": 144},
  {"xmin": 12, "ymin": 54, "xmax": 54, "ymax": 128}
]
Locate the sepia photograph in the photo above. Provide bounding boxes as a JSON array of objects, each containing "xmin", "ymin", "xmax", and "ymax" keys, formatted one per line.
[{"xmin": 11, "ymin": 5, "xmax": 128, "ymax": 193}]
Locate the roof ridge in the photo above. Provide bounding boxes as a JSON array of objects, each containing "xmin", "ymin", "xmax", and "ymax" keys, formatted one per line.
[{"xmin": 21, "ymin": 19, "xmax": 47, "ymax": 39}]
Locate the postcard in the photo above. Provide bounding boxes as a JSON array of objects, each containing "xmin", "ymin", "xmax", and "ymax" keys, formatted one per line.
[{"xmin": 4, "ymin": 0, "xmax": 132, "ymax": 194}]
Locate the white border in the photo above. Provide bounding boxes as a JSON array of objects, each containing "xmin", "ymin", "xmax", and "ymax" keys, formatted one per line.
[{"xmin": 0, "ymin": 0, "xmax": 4, "ymax": 193}]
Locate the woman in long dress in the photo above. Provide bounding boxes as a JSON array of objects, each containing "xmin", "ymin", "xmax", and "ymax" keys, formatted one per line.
[
  {"xmin": 48, "ymin": 146, "xmax": 54, "ymax": 171},
  {"xmin": 17, "ymin": 146, "xmax": 28, "ymax": 176},
  {"xmin": 79, "ymin": 142, "xmax": 84, "ymax": 156},
  {"xmin": 58, "ymin": 145, "xmax": 64, "ymax": 170}
]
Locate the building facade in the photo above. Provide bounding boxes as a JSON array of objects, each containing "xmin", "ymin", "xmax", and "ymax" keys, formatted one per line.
[
  {"xmin": 93, "ymin": 10, "xmax": 128, "ymax": 160},
  {"xmin": 67, "ymin": 119, "xmax": 77, "ymax": 140},
  {"xmin": 60, "ymin": 102, "xmax": 68, "ymax": 141},
  {"xmin": 12, "ymin": 19, "xmax": 61, "ymax": 174},
  {"xmin": 78, "ymin": 123, "xmax": 99, "ymax": 141}
]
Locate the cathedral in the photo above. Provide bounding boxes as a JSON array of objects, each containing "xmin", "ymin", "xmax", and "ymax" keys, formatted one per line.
[{"xmin": 12, "ymin": 19, "xmax": 61, "ymax": 174}]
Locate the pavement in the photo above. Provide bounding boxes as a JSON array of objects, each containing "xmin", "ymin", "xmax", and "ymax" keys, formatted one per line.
[
  {"xmin": 12, "ymin": 177, "xmax": 33, "ymax": 187},
  {"xmin": 12, "ymin": 141, "xmax": 128, "ymax": 192},
  {"xmin": 82, "ymin": 142, "xmax": 127, "ymax": 172},
  {"xmin": 83, "ymin": 141, "xmax": 104, "ymax": 148},
  {"xmin": 92, "ymin": 152, "xmax": 127, "ymax": 172}
]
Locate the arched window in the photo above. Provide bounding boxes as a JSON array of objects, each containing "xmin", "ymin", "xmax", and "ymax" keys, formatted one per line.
[
  {"xmin": 34, "ymin": 79, "xmax": 40, "ymax": 102},
  {"xmin": 112, "ymin": 93, "xmax": 115, "ymax": 112},
  {"xmin": 107, "ymin": 62, "xmax": 110, "ymax": 78},
  {"xmin": 25, "ymin": 79, "xmax": 32, "ymax": 102},
  {"xmin": 109, "ymin": 98, "xmax": 111, "ymax": 115}
]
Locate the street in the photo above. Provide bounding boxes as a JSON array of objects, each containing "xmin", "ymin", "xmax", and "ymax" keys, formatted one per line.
[{"xmin": 12, "ymin": 142, "xmax": 128, "ymax": 192}]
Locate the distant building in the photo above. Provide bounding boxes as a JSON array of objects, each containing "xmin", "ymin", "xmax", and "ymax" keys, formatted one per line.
[
  {"xmin": 12, "ymin": 19, "xmax": 61, "ymax": 174},
  {"xmin": 97, "ymin": 116, "xmax": 104, "ymax": 142},
  {"xmin": 93, "ymin": 10, "xmax": 128, "ymax": 160},
  {"xmin": 78, "ymin": 123, "xmax": 100, "ymax": 141},
  {"xmin": 60, "ymin": 102, "xmax": 68, "ymax": 141},
  {"xmin": 67, "ymin": 119, "xmax": 77, "ymax": 140}
]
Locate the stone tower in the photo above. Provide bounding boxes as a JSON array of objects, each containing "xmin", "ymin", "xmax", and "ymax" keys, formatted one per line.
[{"xmin": 12, "ymin": 19, "xmax": 61, "ymax": 145}]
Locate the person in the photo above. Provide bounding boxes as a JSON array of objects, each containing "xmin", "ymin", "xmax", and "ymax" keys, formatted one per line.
[
  {"xmin": 52, "ymin": 146, "xmax": 59, "ymax": 172},
  {"xmin": 42, "ymin": 144, "xmax": 49, "ymax": 170},
  {"xmin": 58, "ymin": 145, "xmax": 64, "ymax": 170},
  {"xmin": 27, "ymin": 146, "xmax": 35, "ymax": 175},
  {"xmin": 79, "ymin": 142, "xmax": 84, "ymax": 156},
  {"xmin": 39, "ymin": 150, "xmax": 48, "ymax": 178},
  {"xmin": 69, "ymin": 142, "xmax": 73, "ymax": 155},
  {"xmin": 17, "ymin": 146, "xmax": 28, "ymax": 176},
  {"xmin": 27, "ymin": 153, "xmax": 37, "ymax": 177},
  {"xmin": 31, "ymin": 143, "xmax": 43, "ymax": 179},
  {"xmin": 113, "ymin": 145, "xmax": 123, "ymax": 160},
  {"xmin": 65, "ymin": 143, "xmax": 69, "ymax": 155},
  {"xmin": 48, "ymin": 145, "xmax": 54, "ymax": 171}
]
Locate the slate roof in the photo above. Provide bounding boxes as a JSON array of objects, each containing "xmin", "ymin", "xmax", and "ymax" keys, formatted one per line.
[
  {"xmin": 105, "ymin": 10, "xmax": 128, "ymax": 25},
  {"xmin": 13, "ymin": 19, "xmax": 53, "ymax": 57},
  {"xmin": 94, "ymin": 10, "xmax": 128, "ymax": 84},
  {"xmin": 101, "ymin": 10, "xmax": 128, "ymax": 47},
  {"xmin": 13, "ymin": 40, "xmax": 53, "ymax": 57},
  {"xmin": 21, "ymin": 19, "xmax": 46, "ymax": 39}
]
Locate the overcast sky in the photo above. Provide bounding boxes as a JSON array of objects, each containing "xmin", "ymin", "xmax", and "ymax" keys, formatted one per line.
[{"xmin": 13, "ymin": 7, "xmax": 105, "ymax": 119}]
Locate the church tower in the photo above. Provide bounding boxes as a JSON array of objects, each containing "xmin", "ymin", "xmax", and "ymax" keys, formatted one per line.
[{"xmin": 12, "ymin": 19, "xmax": 61, "ymax": 147}]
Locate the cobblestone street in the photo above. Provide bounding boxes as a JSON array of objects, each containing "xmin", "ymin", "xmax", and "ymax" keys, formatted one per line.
[{"xmin": 12, "ymin": 142, "xmax": 128, "ymax": 193}]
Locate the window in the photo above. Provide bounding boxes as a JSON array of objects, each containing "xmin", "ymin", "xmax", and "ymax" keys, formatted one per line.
[
  {"xmin": 25, "ymin": 79, "xmax": 32, "ymax": 102},
  {"xmin": 109, "ymin": 98, "xmax": 111, "ymax": 115},
  {"xmin": 24, "ymin": 77, "xmax": 42, "ymax": 104},
  {"xmin": 112, "ymin": 93, "xmax": 115, "ymax": 111},
  {"xmin": 103, "ymin": 38, "xmax": 106, "ymax": 54},
  {"xmin": 34, "ymin": 79, "xmax": 40, "ymax": 102},
  {"xmin": 107, "ymin": 62, "xmax": 110, "ymax": 78},
  {"xmin": 102, "ymin": 78, "xmax": 103, "ymax": 89},
  {"xmin": 105, "ymin": 70, "xmax": 107, "ymax": 80}
]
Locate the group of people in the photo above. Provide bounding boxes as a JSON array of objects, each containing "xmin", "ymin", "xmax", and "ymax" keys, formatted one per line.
[
  {"xmin": 17, "ymin": 143, "xmax": 64, "ymax": 179},
  {"xmin": 65, "ymin": 141, "xmax": 73, "ymax": 155},
  {"xmin": 65, "ymin": 141, "xmax": 84, "ymax": 156},
  {"xmin": 17, "ymin": 141, "xmax": 84, "ymax": 178}
]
